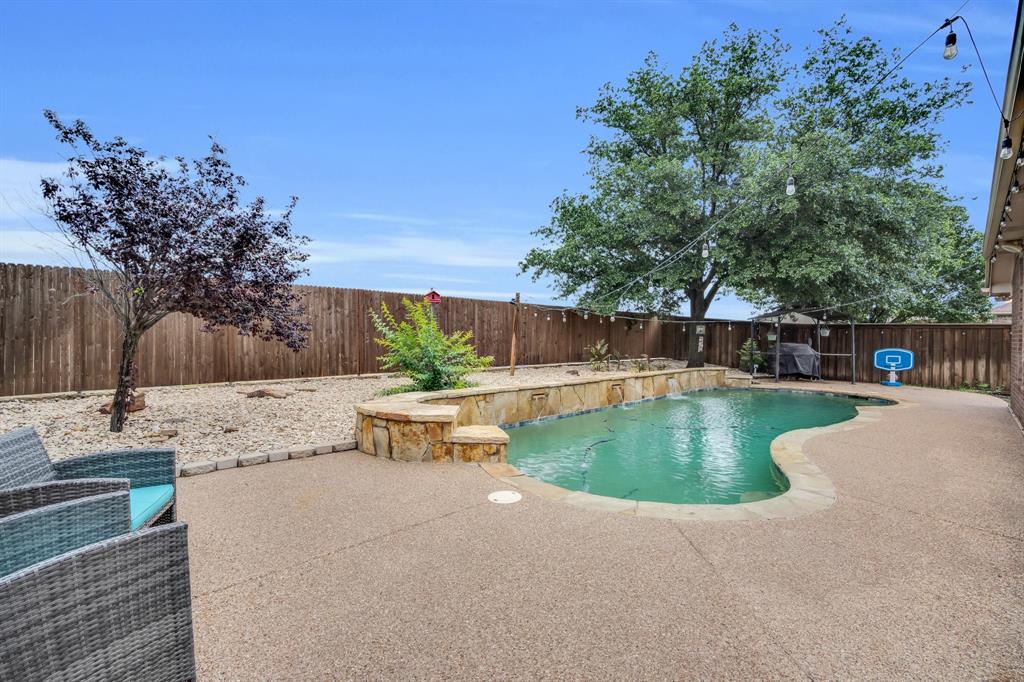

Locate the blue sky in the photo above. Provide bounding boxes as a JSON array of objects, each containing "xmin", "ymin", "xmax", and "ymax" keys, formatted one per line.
[{"xmin": 0, "ymin": 0, "xmax": 1014, "ymax": 319}]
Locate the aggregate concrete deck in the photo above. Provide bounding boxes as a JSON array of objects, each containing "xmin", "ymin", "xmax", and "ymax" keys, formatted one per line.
[{"xmin": 178, "ymin": 382, "xmax": 1024, "ymax": 680}]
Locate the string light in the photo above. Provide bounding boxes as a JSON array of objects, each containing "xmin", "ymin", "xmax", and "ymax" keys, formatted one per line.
[
  {"xmin": 785, "ymin": 175, "xmax": 796, "ymax": 196},
  {"xmin": 1005, "ymin": 199, "xmax": 1013, "ymax": 213},
  {"xmin": 701, "ymin": 244, "xmax": 710, "ymax": 259},
  {"xmin": 583, "ymin": 311, "xmax": 589, "ymax": 320},
  {"xmin": 545, "ymin": 313, "xmax": 551, "ymax": 321},
  {"xmin": 639, "ymin": 322, "xmax": 644, "ymax": 330},
  {"xmin": 1012, "ymin": 179, "xmax": 1020, "ymax": 194},
  {"xmin": 1000, "ymin": 133, "xmax": 1014, "ymax": 160},
  {"xmin": 943, "ymin": 28, "xmax": 958, "ymax": 60},
  {"xmin": 610, "ymin": 314, "xmax": 616, "ymax": 322},
  {"xmin": 1016, "ymin": 151, "xmax": 1024, "ymax": 169},
  {"xmin": 561, "ymin": 311, "xmax": 567, "ymax": 323}
]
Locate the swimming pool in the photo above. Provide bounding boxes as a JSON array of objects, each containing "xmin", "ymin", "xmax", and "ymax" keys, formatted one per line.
[{"xmin": 506, "ymin": 389, "xmax": 885, "ymax": 505}]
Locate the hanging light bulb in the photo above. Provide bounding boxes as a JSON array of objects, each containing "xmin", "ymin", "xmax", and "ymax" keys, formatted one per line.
[
  {"xmin": 727, "ymin": 322, "xmax": 733, "ymax": 331},
  {"xmin": 997, "ymin": 231, "xmax": 1004, "ymax": 241},
  {"xmin": 943, "ymin": 29, "xmax": 958, "ymax": 60},
  {"xmin": 545, "ymin": 313, "xmax": 551, "ymax": 321},
  {"xmin": 990, "ymin": 254, "xmax": 998, "ymax": 264},
  {"xmin": 1012, "ymin": 178, "xmax": 1020, "ymax": 194},
  {"xmin": 599, "ymin": 316, "xmax": 603, "ymax": 324},
  {"xmin": 1017, "ymin": 151, "xmax": 1024, "ymax": 168},
  {"xmin": 1000, "ymin": 135, "xmax": 1014, "ymax": 160},
  {"xmin": 639, "ymin": 322, "xmax": 644, "ymax": 330},
  {"xmin": 561, "ymin": 312, "xmax": 567, "ymax": 323},
  {"xmin": 701, "ymin": 244, "xmax": 710, "ymax": 259},
  {"xmin": 583, "ymin": 311, "xmax": 589, "ymax": 320},
  {"xmin": 1006, "ymin": 200, "xmax": 1013, "ymax": 213},
  {"xmin": 610, "ymin": 314, "xmax": 616, "ymax": 322},
  {"xmin": 533, "ymin": 310, "xmax": 538, "ymax": 318},
  {"xmin": 785, "ymin": 175, "xmax": 796, "ymax": 196}
]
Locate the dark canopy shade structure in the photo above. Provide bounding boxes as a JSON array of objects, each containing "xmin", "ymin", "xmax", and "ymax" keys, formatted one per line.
[{"xmin": 750, "ymin": 308, "xmax": 857, "ymax": 385}]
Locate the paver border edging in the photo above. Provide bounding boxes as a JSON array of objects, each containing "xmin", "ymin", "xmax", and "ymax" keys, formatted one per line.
[
  {"xmin": 176, "ymin": 439, "xmax": 357, "ymax": 478},
  {"xmin": 480, "ymin": 387, "xmax": 910, "ymax": 521}
]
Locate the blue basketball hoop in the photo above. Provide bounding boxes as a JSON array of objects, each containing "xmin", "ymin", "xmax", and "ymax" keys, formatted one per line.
[{"xmin": 873, "ymin": 348, "xmax": 914, "ymax": 387}]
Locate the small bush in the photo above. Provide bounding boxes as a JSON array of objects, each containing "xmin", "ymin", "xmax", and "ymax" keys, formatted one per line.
[
  {"xmin": 737, "ymin": 338, "xmax": 764, "ymax": 373},
  {"xmin": 370, "ymin": 299, "xmax": 493, "ymax": 391},
  {"xmin": 586, "ymin": 339, "xmax": 611, "ymax": 370}
]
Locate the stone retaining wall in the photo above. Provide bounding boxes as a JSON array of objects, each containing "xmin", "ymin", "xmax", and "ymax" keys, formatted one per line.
[{"xmin": 354, "ymin": 367, "xmax": 743, "ymax": 464}]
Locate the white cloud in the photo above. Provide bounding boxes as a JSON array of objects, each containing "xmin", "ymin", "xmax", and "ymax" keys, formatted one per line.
[
  {"xmin": 335, "ymin": 212, "xmax": 438, "ymax": 226},
  {"xmin": 0, "ymin": 229, "xmax": 78, "ymax": 266},
  {"xmin": 306, "ymin": 235, "xmax": 525, "ymax": 268},
  {"xmin": 382, "ymin": 272, "xmax": 484, "ymax": 284},
  {"xmin": 0, "ymin": 158, "xmax": 65, "ymax": 225}
]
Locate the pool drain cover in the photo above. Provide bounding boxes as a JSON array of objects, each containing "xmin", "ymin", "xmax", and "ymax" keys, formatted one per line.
[{"xmin": 488, "ymin": 490, "xmax": 522, "ymax": 504}]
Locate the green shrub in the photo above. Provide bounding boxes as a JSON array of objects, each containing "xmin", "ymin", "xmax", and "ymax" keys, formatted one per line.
[
  {"xmin": 370, "ymin": 298, "xmax": 493, "ymax": 391},
  {"xmin": 737, "ymin": 338, "xmax": 765, "ymax": 373},
  {"xmin": 586, "ymin": 338, "xmax": 611, "ymax": 371}
]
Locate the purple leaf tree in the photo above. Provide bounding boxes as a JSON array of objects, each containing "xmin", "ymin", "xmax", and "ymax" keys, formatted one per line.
[{"xmin": 40, "ymin": 111, "xmax": 311, "ymax": 432}]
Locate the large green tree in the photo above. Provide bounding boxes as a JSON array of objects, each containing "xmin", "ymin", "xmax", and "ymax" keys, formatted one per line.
[
  {"xmin": 523, "ymin": 20, "xmax": 988, "ymax": 326},
  {"xmin": 727, "ymin": 22, "xmax": 985, "ymax": 322},
  {"xmin": 521, "ymin": 25, "xmax": 789, "ymax": 320}
]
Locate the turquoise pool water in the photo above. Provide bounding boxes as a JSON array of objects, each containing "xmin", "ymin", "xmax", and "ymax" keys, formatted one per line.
[{"xmin": 507, "ymin": 389, "xmax": 884, "ymax": 505}]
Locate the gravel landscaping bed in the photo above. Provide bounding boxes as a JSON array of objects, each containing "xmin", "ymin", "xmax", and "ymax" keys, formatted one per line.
[{"xmin": 0, "ymin": 361, "xmax": 687, "ymax": 465}]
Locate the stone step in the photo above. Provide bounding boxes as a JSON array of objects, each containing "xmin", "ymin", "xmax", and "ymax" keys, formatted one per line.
[{"xmin": 451, "ymin": 424, "xmax": 510, "ymax": 444}]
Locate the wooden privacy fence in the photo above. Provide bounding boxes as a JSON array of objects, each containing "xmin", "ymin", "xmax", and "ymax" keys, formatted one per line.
[{"xmin": 0, "ymin": 263, "xmax": 1013, "ymax": 396}]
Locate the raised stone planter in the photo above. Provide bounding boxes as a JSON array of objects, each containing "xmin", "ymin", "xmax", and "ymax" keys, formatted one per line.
[{"xmin": 353, "ymin": 367, "xmax": 735, "ymax": 464}]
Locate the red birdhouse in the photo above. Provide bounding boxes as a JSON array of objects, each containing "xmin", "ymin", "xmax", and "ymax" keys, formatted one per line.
[{"xmin": 424, "ymin": 289, "xmax": 442, "ymax": 305}]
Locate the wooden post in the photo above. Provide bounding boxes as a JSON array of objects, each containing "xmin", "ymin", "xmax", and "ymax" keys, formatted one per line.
[{"xmin": 509, "ymin": 292, "xmax": 519, "ymax": 376}]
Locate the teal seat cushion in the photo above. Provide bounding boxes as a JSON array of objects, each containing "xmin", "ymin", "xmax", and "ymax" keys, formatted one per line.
[{"xmin": 128, "ymin": 484, "xmax": 174, "ymax": 530}]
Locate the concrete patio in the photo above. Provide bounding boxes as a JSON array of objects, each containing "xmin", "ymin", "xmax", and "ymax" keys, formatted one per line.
[{"xmin": 179, "ymin": 382, "xmax": 1023, "ymax": 680}]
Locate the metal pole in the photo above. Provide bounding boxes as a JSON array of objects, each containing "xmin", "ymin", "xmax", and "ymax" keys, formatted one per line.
[
  {"xmin": 509, "ymin": 292, "xmax": 519, "ymax": 376},
  {"xmin": 749, "ymin": 319, "xmax": 756, "ymax": 377},
  {"xmin": 774, "ymin": 317, "xmax": 781, "ymax": 383},
  {"xmin": 850, "ymin": 318, "xmax": 856, "ymax": 384}
]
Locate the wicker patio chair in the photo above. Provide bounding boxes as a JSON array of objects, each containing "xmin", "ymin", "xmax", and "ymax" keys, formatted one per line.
[
  {"xmin": 0, "ymin": 488, "xmax": 131, "ymax": 576},
  {"xmin": 0, "ymin": 426, "xmax": 176, "ymax": 530},
  {"xmin": 0, "ymin": 521, "xmax": 196, "ymax": 681}
]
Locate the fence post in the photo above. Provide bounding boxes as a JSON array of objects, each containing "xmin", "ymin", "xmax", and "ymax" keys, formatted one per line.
[{"xmin": 509, "ymin": 292, "xmax": 519, "ymax": 376}]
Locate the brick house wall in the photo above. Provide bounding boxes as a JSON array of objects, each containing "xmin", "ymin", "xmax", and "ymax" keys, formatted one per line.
[{"xmin": 1013, "ymin": 253, "xmax": 1023, "ymax": 426}]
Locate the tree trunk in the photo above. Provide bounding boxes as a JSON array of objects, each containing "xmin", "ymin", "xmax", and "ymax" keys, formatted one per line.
[
  {"xmin": 686, "ymin": 287, "xmax": 707, "ymax": 368},
  {"xmin": 109, "ymin": 331, "xmax": 140, "ymax": 433}
]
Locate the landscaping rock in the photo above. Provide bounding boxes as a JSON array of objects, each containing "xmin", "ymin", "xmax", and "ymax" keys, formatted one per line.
[
  {"xmin": 159, "ymin": 428, "xmax": 178, "ymax": 438},
  {"xmin": 332, "ymin": 440, "xmax": 356, "ymax": 452},
  {"xmin": 223, "ymin": 425, "xmax": 239, "ymax": 433},
  {"xmin": 313, "ymin": 444, "xmax": 333, "ymax": 455},
  {"xmin": 566, "ymin": 369, "xmax": 580, "ymax": 376},
  {"xmin": 288, "ymin": 446, "xmax": 315, "ymax": 459},
  {"xmin": 246, "ymin": 388, "xmax": 289, "ymax": 399},
  {"xmin": 2, "ymin": 361, "xmax": 689, "ymax": 467},
  {"xmin": 98, "ymin": 392, "xmax": 147, "ymax": 414}
]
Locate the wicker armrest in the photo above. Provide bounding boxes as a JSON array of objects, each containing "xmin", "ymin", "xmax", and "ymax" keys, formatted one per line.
[
  {"xmin": 0, "ymin": 491, "xmax": 131, "ymax": 577},
  {"xmin": 0, "ymin": 478, "xmax": 130, "ymax": 519},
  {"xmin": 53, "ymin": 448, "xmax": 176, "ymax": 488},
  {"xmin": 0, "ymin": 522, "xmax": 196, "ymax": 681}
]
